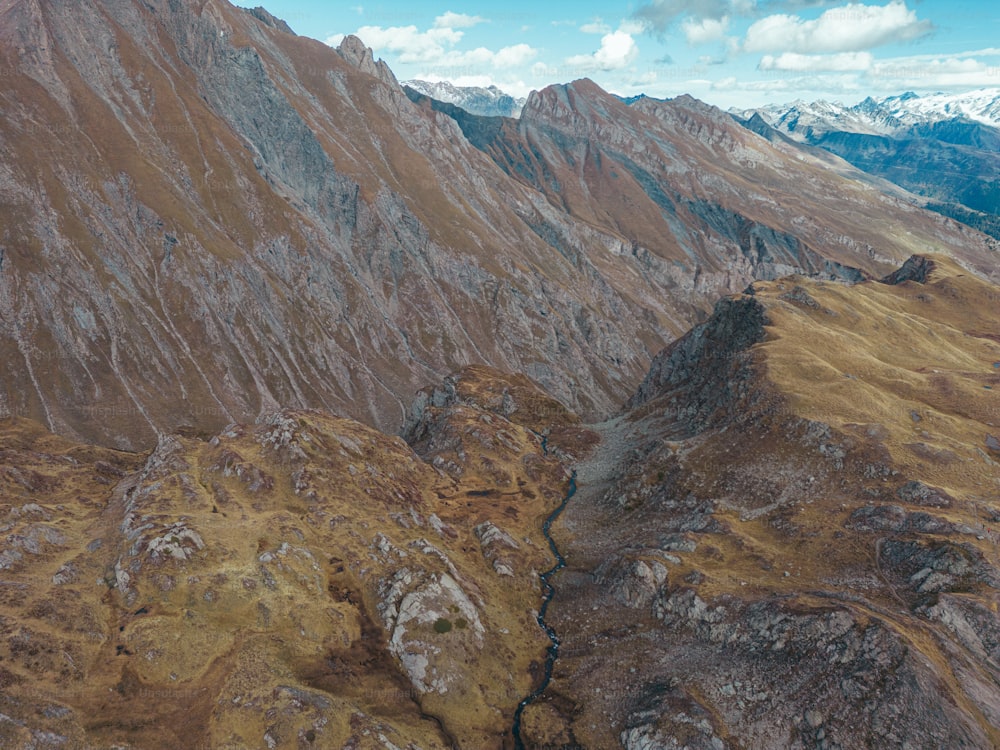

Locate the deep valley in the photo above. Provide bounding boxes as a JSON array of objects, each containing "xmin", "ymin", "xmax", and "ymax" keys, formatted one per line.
[{"xmin": 1, "ymin": 1, "xmax": 1000, "ymax": 749}]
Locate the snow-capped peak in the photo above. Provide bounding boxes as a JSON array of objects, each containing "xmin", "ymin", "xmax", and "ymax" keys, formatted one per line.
[
  {"xmin": 401, "ymin": 80, "xmax": 527, "ymax": 118},
  {"xmin": 881, "ymin": 88, "xmax": 1000, "ymax": 128},
  {"xmin": 739, "ymin": 88, "xmax": 1000, "ymax": 141}
]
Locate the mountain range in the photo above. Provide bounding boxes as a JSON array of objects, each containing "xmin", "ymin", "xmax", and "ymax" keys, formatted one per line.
[
  {"xmin": 1, "ymin": 0, "xmax": 996, "ymax": 451},
  {"xmin": 402, "ymin": 80, "xmax": 527, "ymax": 118},
  {"xmin": 741, "ymin": 89, "xmax": 1000, "ymax": 137},
  {"xmin": 2, "ymin": 1, "xmax": 1000, "ymax": 748},
  {"xmin": 740, "ymin": 90, "xmax": 1000, "ymax": 237}
]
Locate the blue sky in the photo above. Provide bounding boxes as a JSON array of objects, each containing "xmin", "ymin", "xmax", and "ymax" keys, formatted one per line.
[{"xmin": 251, "ymin": 1, "xmax": 1000, "ymax": 109}]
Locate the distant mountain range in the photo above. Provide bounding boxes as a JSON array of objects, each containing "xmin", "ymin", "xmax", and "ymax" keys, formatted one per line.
[
  {"xmin": 737, "ymin": 90, "xmax": 1000, "ymax": 237},
  {"xmin": 401, "ymin": 84, "xmax": 1000, "ymax": 239},
  {"xmin": 402, "ymin": 80, "xmax": 527, "ymax": 117},
  {"xmin": 737, "ymin": 89, "xmax": 1000, "ymax": 138},
  {"xmin": 404, "ymin": 84, "xmax": 1000, "ymax": 138}
]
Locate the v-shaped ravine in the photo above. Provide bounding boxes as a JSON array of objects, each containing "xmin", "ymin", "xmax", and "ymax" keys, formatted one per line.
[{"xmin": 511, "ymin": 448, "xmax": 578, "ymax": 749}]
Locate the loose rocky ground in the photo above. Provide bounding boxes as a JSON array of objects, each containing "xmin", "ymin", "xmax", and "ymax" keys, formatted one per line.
[{"xmin": 525, "ymin": 254, "xmax": 1000, "ymax": 749}]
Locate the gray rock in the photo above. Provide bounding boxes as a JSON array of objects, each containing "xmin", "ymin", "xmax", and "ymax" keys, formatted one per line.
[
  {"xmin": 386, "ymin": 573, "xmax": 484, "ymax": 695},
  {"xmin": 896, "ymin": 480, "xmax": 953, "ymax": 507},
  {"xmin": 805, "ymin": 709, "xmax": 824, "ymax": 728}
]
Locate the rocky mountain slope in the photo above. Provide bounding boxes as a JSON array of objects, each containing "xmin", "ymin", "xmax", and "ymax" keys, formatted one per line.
[
  {"xmin": 529, "ymin": 254, "xmax": 1000, "ymax": 748},
  {"xmin": 0, "ymin": 0, "xmax": 996, "ymax": 451},
  {"xmin": 3, "ymin": 2, "xmax": 1000, "ymax": 748},
  {"xmin": 412, "ymin": 81, "xmax": 998, "ymax": 292},
  {"xmin": 741, "ymin": 91, "xmax": 1000, "ymax": 235}
]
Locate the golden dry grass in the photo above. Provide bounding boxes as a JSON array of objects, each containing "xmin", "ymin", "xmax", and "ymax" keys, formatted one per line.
[{"xmin": 0, "ymin": 385, "xmax": 575, "ymax": 749}]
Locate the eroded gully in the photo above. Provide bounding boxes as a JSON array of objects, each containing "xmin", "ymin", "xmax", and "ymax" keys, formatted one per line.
[{"xmin": 511, "ymin": 451, "xmax": 578, "ymax": 749}]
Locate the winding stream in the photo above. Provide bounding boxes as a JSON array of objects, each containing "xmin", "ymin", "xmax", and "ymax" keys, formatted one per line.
[{"xmin": 511, "ymin": 467, "xmax": 578, "ymax": 748}]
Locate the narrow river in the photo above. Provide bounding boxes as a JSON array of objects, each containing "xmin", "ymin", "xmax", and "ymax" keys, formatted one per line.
[{"xmin": 511, "ymin": 467, "xmax": 578, "ymax": 748}]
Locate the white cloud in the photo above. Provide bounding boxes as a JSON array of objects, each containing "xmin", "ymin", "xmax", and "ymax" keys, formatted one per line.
[
  {"xmin": 340, "ymin": 17, "xmax": 536, "ymax": 71},
  {"xmin": 711, "ymin": 75, "xmax": 740, "ymax": 90},
  {"xmin": 743, "ymin": 1, "xmax": 932, "ymax": 54},
  {"xmin": 353, "ymin": 24, "xmax": 463, "ymax": 64},
  {"xmin": 633, "ymin": 70, "xmax": 659, "ymax": 86},
  {"xmin": 868, "ymin": 56, "xmax": 1000, "ymax": 89},
  {"xmin": 873, "ymin": 48, "xmax": 1000, "ymax": 63},
  {"xmin": 632, "ymin": 0, "xmax": 756, "ymax": 35},
  {"xmin": 433, "ymin": 11, "xmax": 486, "ymax": 29},
  {"xmin": 710, "ymin": 73, "xmax": 863, "ymax": 96},
  {"xmin": 681, "ymin": 16, "xmax": 730, "ymax": 44},
  {"xmin": 532, "ymin": 61, "xmax": 560, "ymax": 77},
  {"xmin": 566, "ymin": 30, "xmax": 640, "ymax": 72},
  {"xmin": 618, "ymin": 19, "xmax": 650, "ymax": 36},
  {"xmin": 581, "ymin": 20, "xmax": 613, "ymax": 34},
  {"xmin": 437, "ymin": 47, "xmax": 495, "ymax": 67},
  {"xmin": 704, "ymin": 53, "xmax": 1000, "ymax": 109},
  {"xmin": 634, "ymin": 0, "xmax": 732, "ymax": 33},
  {"xmin": 956, "ymin": 48, "xmax": 1000, "ymax": 58},
  {"xmin": 759, "ymin": 51, "xmax": 874, "ymax": 72},
  {"xmin": 493, "ymin": 44, "xmax": 537, "ymax": 68}
]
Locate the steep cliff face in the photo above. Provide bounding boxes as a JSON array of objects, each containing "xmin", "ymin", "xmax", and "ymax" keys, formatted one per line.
[
  {"xmin": 1, "ymin": 0, "xmax": 997, "ymax": 451},
  {"xmin": 624, "ymin": 295, "xmax": 769, "ymax": 434},
  {"xmin": 0, "ymin": 0, "xmax": 655, "ymax": 447},
  {"xmin": 526, "ymin": 255, "xmax": 1000, "ymax": 749}
]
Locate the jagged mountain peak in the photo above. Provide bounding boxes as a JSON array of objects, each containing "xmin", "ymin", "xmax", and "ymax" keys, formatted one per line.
[
  {"xmin": 617, "ymin": 92, "xmax": 651, "ymax": 105},
  {"xmin": 336, "ymin": 33, "xmax": 397, "ymax": 84},
  {"xmin": 665, "ymin": 92, "xmax": 705, "ymax": 107},
  {"xmin": 520, "ymin": 78, "xmax": 634, "ymax": 133},
  {"xmin": 243, "ymin": 5, "xmax": 294, "ymax": 34},
  {"xmin": 637, "ymin": 92, "xmax": 741, "ymax": 128},
  {"xmin": 752, "ymin": 87, "xmax": 1000, "ymax": 137},
  {"xmin": 525, "ymin": 78, "xmax": 604, "ymax": 110}
]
